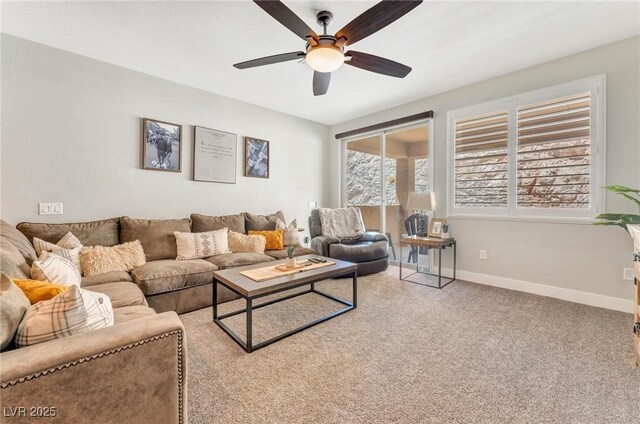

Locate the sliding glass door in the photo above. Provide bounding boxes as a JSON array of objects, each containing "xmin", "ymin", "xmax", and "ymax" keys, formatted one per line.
[{"xmin": 342, "ymin": 121, "xmax": 432, "ymax": 266}]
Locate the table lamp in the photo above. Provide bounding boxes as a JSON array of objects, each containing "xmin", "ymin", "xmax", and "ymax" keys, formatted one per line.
[{"xmin": 407, "ymin": 191, "xmax": 436, "ymax": 236}]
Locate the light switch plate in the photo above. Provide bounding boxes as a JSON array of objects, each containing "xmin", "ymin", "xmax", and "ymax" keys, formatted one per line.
[
  {"xmin": 39, "ymin": 203, "xmax": 63, "ymax": 215},
  {"xmin": 308, "ymin": 201, "xmax": 318, "ymax": 208}
]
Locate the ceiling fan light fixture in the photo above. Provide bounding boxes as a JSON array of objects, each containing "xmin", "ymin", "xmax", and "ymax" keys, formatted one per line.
[{"xmin": 305, "ymin": 46, "xmax": 344, "ymax": 73}]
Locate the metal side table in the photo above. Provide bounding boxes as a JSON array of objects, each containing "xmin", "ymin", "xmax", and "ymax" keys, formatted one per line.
[{"xmin": 399, "ymin": 236, "xmax": 456, "ymax": 289}]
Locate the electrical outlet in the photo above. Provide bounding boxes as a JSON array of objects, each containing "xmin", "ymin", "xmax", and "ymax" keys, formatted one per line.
[
  {"xmin": 308, "ymin": 201, "xmax": 318, "ymax": 208},
  {"xmin": 623, "ymin": 268, "xmax": 635, "ymax": 281},
  {"xmin": 479, "ymin": 250, "xmax": 487, "ymax": 260}
]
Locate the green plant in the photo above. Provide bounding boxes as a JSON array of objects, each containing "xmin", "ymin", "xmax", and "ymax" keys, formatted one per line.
[
  {"xmin": 286, "ymin": 245, "xmax": 296, "ymax": 259},
  {"xmin": 442, "ymin": 224, "xmax": 450, "ymax": 233},
  {"xmin": 594, "ymin": 185, "xmax": 640, "ymax": 231}
]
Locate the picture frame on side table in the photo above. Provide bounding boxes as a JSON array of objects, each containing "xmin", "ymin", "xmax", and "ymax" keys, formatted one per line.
[
  {"xmin": 142, "ymin": 118, "xmax": 182, "ymax": 172},
  {"xmin": 244, "ymin": 136, "xmax": 269, "ymax": 178},
  {"xmin": 193, "ymin": 126, "xmax": 237, "ymax": 184},
  {"xmin": 428, "ymin": 218, "xmax": 447, "ymax": 238}
]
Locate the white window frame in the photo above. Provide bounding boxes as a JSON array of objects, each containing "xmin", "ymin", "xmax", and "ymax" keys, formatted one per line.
[{"xmin": 446, "ymin": 75, "xmax": 606, "ymax": 223}]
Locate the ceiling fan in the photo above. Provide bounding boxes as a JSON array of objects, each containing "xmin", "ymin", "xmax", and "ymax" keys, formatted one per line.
[{"xmin": 233, "ymin": 0, "xmax": 423, "ymax": 96}]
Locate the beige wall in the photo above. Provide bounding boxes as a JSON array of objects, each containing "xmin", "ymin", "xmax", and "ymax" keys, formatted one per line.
[
  {"xmin": 1, "ymin": 35, "xmax": 330, "ymax": 237},
  {"xmin": 330, "ymin": 36, "xmax": 640, "ymax": 305}
]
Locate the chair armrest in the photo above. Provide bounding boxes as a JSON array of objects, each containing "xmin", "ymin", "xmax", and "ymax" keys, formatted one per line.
[
  {"xmin": 359, "ymin": 232, "xmax": 389, "ymax": 243},
  {"xmin": 0, "ymin": 312, "xmax": 187, "ymax": 424},
  {"xmin": 310, "ymin": 236, "xmax": 340, "ymax": 256}
]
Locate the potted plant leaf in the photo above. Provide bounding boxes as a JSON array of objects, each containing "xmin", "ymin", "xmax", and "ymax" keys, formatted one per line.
[
  {"xmin": 594, "ymin": 185, "xmax": 640, "ymax": 231},
  {"xmin": 285, "ymin": 245, "xmax": 296, "ymax": 268},
  {"xmin": 441, "ymin": 223, "xmax": 450, "ymax": 239}
]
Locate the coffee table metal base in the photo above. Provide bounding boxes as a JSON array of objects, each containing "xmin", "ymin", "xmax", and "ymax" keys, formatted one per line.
[{"xmin": 213, "ymin": 271, "xmax": 357, "ymax": 353}]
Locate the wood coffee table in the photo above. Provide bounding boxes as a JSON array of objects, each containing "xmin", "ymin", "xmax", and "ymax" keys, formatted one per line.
[{"xmin": 212, "ymin": 255, "xmax": 357, "ymax": 353}]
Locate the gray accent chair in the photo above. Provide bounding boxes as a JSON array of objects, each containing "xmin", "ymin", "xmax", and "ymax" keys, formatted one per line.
[{"xmin": 308, "ymin": 209, "xmax": 389, "ymax": 276}]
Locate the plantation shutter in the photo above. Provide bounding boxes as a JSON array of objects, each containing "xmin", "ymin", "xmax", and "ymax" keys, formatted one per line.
[
  {"xmin": 516, "ymin": 92, "xmax": 591, "ymax": 208},
  {"xmin": 454, "ymin": 110, "xmax": 509, "ymax": 207}
]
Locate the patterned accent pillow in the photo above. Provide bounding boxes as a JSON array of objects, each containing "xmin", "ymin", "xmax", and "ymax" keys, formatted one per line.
[
  {"xmin": 31, "ymin": 251, "xmax": 81, "ymax": 286},
  {"xmin": 15, "ymin": 285, "xmax": 113, "ymax": 348},
  {"xmin": 247, "ymin": 229, "xmax": 284, "ymax": 251},
  {"xmin": 33, "ymin": 232, "xmax": 83, "ymax": 272},
  {"xmin": 228, "ymin": 231, "xmax": 266, "ymax": 253},
  {"xmin": 174, "ymin": 228, "xmax": 230, "ymax": 260},
  {"xmin": 79, "ymin": 240, "xmax": 146, "ymax": 277},
  {"xmin": 276, "ymin": 218, "xmax": 300, "ymax": 247}
]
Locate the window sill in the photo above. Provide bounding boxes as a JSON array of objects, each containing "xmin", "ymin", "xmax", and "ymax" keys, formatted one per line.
[{"xmin": 445, "ymin": 214, "xmax": 598, "ymax": 225}]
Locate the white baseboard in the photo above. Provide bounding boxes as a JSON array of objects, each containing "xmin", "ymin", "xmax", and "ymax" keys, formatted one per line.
[{"xmin": 439, "ymin": 267, "xmax": 634, "ymax": 313}]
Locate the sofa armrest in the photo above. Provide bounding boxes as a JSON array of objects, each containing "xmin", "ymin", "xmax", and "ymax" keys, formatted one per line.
[
  {"xmin": 310, "ymin": 236, "xmax": 340, "ymax": 257},
  {"xmin": 0, "ymin": 312, "xmax": 187, "ymax": 424}
]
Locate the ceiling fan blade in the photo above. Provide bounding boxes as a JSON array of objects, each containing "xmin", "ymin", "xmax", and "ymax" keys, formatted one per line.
[
  {"xmin": 345, "ymin": 51, "xmax": 412, "ymax": 78},
  {"xmin": 234, "ymin": 51, "xmax": 306, "ymax": 69},
  {"xmin": 254, "ymin": 1, "xmax": 318, "ymax": 41},
  {"xmin": 313, "ymin": 71, "xmax": 331, "ymax": 96},
  {"xmin": 335, "ymin": 0, "xmax": 423, "ymax": 46}
]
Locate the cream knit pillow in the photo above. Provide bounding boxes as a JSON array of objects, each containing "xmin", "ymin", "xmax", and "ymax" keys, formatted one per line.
[
  {"xmin": 79, "ymin": 240, "xmax": 146, "ymax": 277},
  {"xmin": 228, "ymin": 231, "xmax": 266, "ymax": 254},
  {"xmin": 174, "ymin": 228, "xmax": 230, "ymax": 260}
]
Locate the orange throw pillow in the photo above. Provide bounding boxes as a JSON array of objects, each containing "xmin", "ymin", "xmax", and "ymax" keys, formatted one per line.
[
  {"xmin": 12, "ymin": 278, "xmax": 69, "ymax": 304},
  {"xmin": 247, "ymin": 229, "xmax": 284, "ymax": 250}
]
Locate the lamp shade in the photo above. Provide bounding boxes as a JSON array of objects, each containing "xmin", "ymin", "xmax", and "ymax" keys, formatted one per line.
[{"xmin": 407, "ymin": 191, "xmax": 436, "ymax": 212}]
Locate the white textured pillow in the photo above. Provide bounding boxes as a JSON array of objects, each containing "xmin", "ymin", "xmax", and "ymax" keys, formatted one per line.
[
  {"xmin": 174, "ymin": 228, "xmax": 230, "ymax": 260},
  {"xmin": 31, "ymin": 251, "xmax": 81, "ymax": 286},
  {"xmin": 276, "ymin": 218, "xmax": 300, "ymax": 246},
  {"xmin": 33, "ymin": 232, "xmax": 83, "ymax": 271},
  {"xmin": 15, "ymin": 285, "xmax": 113, "ymax": 348},
  {"xmin": 79, "ymin": 240, "xmax": 146, "ymax": 277},
  {"xmin": 228, "ymin": 231, "xmax": 266, "ymax": 253}
]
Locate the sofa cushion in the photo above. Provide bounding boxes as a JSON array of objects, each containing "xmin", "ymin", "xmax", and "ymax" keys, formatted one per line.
[
  {"xmin": 0, "ymin": 274, "xmax": 30, "ymax": 350},
  {"xmin": 17, "ymin": 218, "xmax": 120, "ymax": 247},
  {"xmin": 244, "ymin": 211, "xmax": 286, "ymax": 231},
  {"xmin": 329, "ymin": 240, "xmax": 389, "ymax": 262},
  {"xmin": 205, "ymin": 252, "xmax": 274, "ymax": 269},
  {"xmin": 114, "ymin": 305, "xmax": 156, "ymax": 324},
  {"xmin": 131, "ymin": 259, "xmax": 216, "ymax": 295},
  {"xmin": 120, "ymin": 217, "xmax": 191, "ymax": 261},
  {"xmin": 81, "ymin": 271, "xmax": 133, "ymax": 287},
  {"xmin": 1, "ymin": 220, "xmax": 38, "ymax": 265},
  {"xmin": 191, "ymin": 213, "xmax": 245, "ymax": 233},
  {"xmin": 84, "ymin": 281, "xmax": 147, "ymax": 308},
  {"xmin": 0, "ymin": 237, "xmax": 31, "ymax": 279},
  {"xmin": 265, "ymin": 246, "xmax": 317, "ymax": 260}
]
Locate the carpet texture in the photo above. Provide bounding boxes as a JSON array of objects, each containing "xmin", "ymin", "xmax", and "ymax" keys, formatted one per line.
[{"xmin": 180, "ymin": 267, "xmax": 639, "ymax": 423}]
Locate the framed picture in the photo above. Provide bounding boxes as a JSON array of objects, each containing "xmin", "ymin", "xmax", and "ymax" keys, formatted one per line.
[
  {"xmin": 142, "ymin": 118, "xmax": 182, "ymax": 172},
  {"xmin": 193, "ymin": 126, "xmax": 237, "ymax": 184},
  {"xmin": 428, "ymin": 218, "xmax": 447, "ymax": 238},
  {"xmin": 244, "ymin": 137, "xmax": 269, "ymax": 178}
]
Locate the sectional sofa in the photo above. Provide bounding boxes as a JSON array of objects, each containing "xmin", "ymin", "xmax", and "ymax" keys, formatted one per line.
[{"xmin": 0, "ymin": 211, "xmax": 315, "ymax": 423}]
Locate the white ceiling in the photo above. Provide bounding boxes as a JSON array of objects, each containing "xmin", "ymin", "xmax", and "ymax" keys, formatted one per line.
[{"xmin": 2, "ymin": 1, "xmax": 639, "ymax": 126}]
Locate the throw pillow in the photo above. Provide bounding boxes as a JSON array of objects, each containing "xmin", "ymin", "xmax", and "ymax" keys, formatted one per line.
[
  {"xmin": 0, "ymin": 273, "xmax": 30, "ymax": 350},
  {"xmin": 174, "ymin": 229, "xmax": 230, "ymax": 260},
  {"xmin": 15, "ymin": 285, "xmax": 114, "ymax": 348},
  {"xmin": 276, "ymin": 218, "xmax": 300, "ymax": 246},
  {"xmin": 31, "ymin": 251, "xmax": 81, "ymax": 287},
  {"xmin": 12, "ymin": 278, "xmax": 69, "ymax": 304},
  {"xmin": 248, "ymin": 229, "xmax": 284, "ymax": 250},
  {"xmin": 33, "ymin": 232, "xmax": 83, "ymax": 271},
  {"xmin": 228, "ymin": 231, "xmax": 266, "ymax": 253},
  {"xmin": 79, "ymin": 240, "xmax": 146, "ymax": 277}
]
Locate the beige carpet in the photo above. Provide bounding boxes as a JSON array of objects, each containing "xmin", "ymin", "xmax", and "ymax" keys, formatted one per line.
[{"xmin": 180, "ymin": 267, "xmax": 639, "ymax": 424}]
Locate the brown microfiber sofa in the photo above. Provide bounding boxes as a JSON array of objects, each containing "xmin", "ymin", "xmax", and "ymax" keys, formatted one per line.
[
  {"xmin": 0, "ymin": 210, "xmax": 313, "ymax": 423},
  {"xmin": 12, "ymin": 210, "xmax": 315, "ymax": 314},
  {"xmin": 0, "ymin": 220, "xmax": 187, "ymax": 424}
]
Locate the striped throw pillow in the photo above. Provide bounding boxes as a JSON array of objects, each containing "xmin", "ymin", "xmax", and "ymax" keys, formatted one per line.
[
  {"xmin": 276, "ymin": 219, "xmax": 300, "ymax": 246},
  {"xmin": 31, "ymin": 251, "xmax": 81, "ymax": 287},
  {"xmin": 33, "ymin": 232, "xmax": 83, "ymax": 272},
  {"xmin": 15, "ymin": 285, "xmax": 113, "ymax": 347}
]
